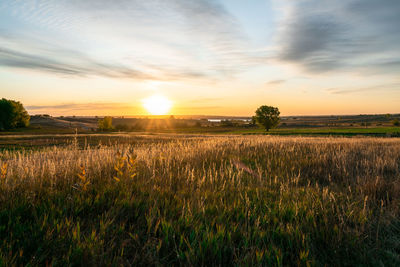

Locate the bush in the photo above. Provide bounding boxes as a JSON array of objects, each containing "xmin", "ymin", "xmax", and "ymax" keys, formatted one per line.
[
  {"xmin": 0, "ymin": 98, "xmax": 30, "ymax": 130},
  {"xmin": 98, "ymin": 117, "xmax": 113, "ymax": 131},
  {"xmin": 393, "ymin": 119, "xmax": 400, "ymax": 126}
]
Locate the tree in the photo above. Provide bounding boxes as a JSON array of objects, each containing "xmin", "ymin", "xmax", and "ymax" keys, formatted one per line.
[
  {"xmin": 393, "ymin": 119, "xmax": 400, "ymax": 126},
  {"xmin": 254, "ymin": 105, "xmax": 280, "ymax": 131},
  {"xmin": 0, "ymin": 98, "xmax": 30, "ymax": 130},
  {"xmin": 98, "ymin": 116, "xmax": 113, "ymax": 131}
]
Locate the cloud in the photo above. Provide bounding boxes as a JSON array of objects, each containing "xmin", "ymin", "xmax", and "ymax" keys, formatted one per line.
[
  {"xmin": 326, "ymin": 83, "xmax": 400, "ymax": 94},
  {"xmin": 0, "ymin": 45, "xmax": 215, "ymax": 81},
  {"xmin": 26, "ymin": 102, "xmax": 135, "ymax": 112},
  {"xmin": 266, "ymin": 79, "xmax": 285, "ymax": 85},
  {"xmin": 277, "ymin": 0, "xmax": 400, "ymax": 73},
  {"xmin": 0, "ymin": 48, "xmax": 85, "ymax": 76},
  {"xmin": 0, "ymin": 0, "xmax": 266, "ymax": 80},
  {"xmin": 0, "ymin": 46, "xmax": 158, "ymax": 79}
]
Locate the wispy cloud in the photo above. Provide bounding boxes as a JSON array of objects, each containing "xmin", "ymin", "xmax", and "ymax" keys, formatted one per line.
[
  {"xmin": 276, "ymin": 0, "xmax": 400, "ymax": 73},
  {"xmin": 0, "ymin": 0, "xmax": 266, "ymax": 80},
  {"xmin": 326, "ymin": 83, "xmax": 400, "ymax": 95},
  {"xmin": 266, "ymin": 79, "xmax": 285, "ymax": 85},
  {"xmin": 26, "ymin": 102, "xmax": 136, "ymax": 113},
  {"xmin": 0, "ymin": 47, "xmax": 157, "ymax": 79},
  {"xmin": 0, "ymin": 46, "xmax": 212, "ymax": 81}
]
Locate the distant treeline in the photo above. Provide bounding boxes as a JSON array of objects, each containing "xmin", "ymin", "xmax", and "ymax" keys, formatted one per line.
[{"xmin": 111, "ymin": 118, "xmax": 255, "ymax": 131}]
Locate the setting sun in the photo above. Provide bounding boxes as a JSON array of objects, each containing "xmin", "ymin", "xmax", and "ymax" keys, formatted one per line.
[{"xmin": 142, "ymin": 95, "xmax": 172, "ymax": 115}]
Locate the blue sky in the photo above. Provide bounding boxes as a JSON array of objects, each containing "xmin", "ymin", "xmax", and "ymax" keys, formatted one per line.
[{"xmin": 0, "ymin": 0, "xmax": 399, "ymax": 116}]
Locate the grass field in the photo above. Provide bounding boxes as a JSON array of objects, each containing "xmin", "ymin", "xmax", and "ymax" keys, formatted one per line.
[
  {"xmin": 231, "ymin": 127, "xmax": 400, "ymax": 136},
  {"xmin": 1, "ymin": 124, "xmax": 400, "ymax": 137},
  {"xmin": 0, "ymin": 135, "xmax": 399, "ymax": 265}
]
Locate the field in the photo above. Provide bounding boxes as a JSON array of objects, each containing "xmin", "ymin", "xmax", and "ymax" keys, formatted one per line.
[
  {"xmin": 9, "ymin": 113, "xmax": 398, "ymax": 138},
  {"xmin": 0, "ymin": 134, "xmax": 400, "ymax": 265}
]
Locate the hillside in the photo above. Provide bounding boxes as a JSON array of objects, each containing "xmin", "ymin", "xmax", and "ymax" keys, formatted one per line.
[{"xmin": 30, "ymin": 115, "xmax": 97, "ymax": 130}]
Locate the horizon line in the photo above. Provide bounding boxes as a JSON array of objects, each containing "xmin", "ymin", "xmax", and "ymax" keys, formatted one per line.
[{"xmin": 29, "ymin": 113, "xmax": 400, "ymax": 118}]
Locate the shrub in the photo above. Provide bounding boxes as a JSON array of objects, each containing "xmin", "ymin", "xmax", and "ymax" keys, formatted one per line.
[
  {"xmin": 0, "ymin": 98, "xmax": 30, "ymax": 130},
  {"xmin": 98, "ymin": 116, "xmax": 113, "ymax": 131}
]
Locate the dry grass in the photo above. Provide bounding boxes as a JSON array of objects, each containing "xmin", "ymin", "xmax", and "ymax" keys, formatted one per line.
[{"xmin": 0, "ymin": 135, "xmax": 399, "ymax": 265}]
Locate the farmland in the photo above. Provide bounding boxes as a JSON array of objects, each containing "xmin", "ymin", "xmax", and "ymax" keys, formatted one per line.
[{"xmin": 0, "ymin": 134, "xmax": 399, "ymax": 265}]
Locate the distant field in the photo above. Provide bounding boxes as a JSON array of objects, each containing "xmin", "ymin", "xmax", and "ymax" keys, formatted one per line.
[
  {"xmin": 0, "ymin": 135, "xmax": 399, "ymax": 265},
  {"xmin": 4, "ymin": 113, "xmax": 397, "ymax": 138},
  {"xmin": 1, "ymin": 125, "xmax": 400, "ymax": 151},
  {"xmin": 232, "ymin": 127, "xmax": 400, "ymax": 136},
  {"xmin": 1, "ymin": 125, "xmax": 400, "ymax": 138}
]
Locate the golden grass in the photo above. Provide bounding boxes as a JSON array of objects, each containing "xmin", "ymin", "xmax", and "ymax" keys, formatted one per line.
[{"xmin": 0, "ymin": 135, "xmax": 399, "ymax": 265}]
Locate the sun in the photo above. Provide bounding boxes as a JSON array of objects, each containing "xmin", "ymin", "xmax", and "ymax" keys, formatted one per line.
[{"xmin": 142, "ymin": 94, "xmax": 172, "ymax": 115}]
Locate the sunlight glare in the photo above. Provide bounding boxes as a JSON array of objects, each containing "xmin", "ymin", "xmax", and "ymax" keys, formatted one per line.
[{"xmin": 142, "ymin": 95, "xmax": 172, "ymax": 115}]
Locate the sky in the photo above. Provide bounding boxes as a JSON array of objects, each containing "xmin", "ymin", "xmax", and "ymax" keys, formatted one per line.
[{"xmin": 0, "ymin": 0, "xmax": 399, "ymax": 116}]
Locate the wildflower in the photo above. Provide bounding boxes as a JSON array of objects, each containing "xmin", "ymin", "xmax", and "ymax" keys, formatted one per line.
[
  {"xmin": 0, "ymin": 162, "xmax": 7, "ymax": 180},
  {"xmin": 76, "ymin": 165, "xmax": 89, "ymax": 191}
]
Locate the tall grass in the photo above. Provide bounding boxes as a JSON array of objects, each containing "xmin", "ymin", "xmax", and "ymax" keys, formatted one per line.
[{"xmin": 0, "ymin": 136, "xmax": 399, "ymax": 265}]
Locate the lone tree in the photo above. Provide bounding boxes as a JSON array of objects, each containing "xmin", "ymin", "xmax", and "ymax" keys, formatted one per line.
[
  {"xmin": 254, "ymin": 105, "xmax": 280, "ymax": 131},
  {"xmin": 0, "ymin": 98, "xmax": 30, "ymax": 130}
]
